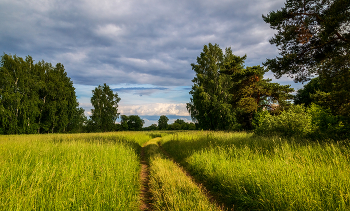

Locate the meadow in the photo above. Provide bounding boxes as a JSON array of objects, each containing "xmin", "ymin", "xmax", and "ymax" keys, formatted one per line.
[
  {"xmin": 0, "ymin": 132, "xmax": 151, "ymax": 210},
  {"xmin": 1, "ymin": 131, "xmax": 350, "ymax": 210},
  {"xmin": 161, "ymin": 132, "xmax": 350, "ymax": 210}
]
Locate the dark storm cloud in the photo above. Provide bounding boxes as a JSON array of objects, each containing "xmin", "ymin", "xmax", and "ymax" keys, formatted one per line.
[{"xmin": 0, "ymin": 0, "xmax": 286, "ymax": 86}]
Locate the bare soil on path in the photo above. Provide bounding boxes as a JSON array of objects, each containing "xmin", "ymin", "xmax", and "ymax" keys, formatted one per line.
[{"xmin": 139, "ymin": 143, "xmax": 152, "ymax": 211}]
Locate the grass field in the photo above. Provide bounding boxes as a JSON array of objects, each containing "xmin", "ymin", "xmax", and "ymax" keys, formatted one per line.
[
  {"xmin": 161, "ymin": 132, "xmax": 350, "ymax": 210},
  {"xmin": 0, "ymin": 132, "xmax": 152, "ymax": 210},
  {"xmin": 1, "ymin": 131, "xmax": 350, "ymax": 210}
]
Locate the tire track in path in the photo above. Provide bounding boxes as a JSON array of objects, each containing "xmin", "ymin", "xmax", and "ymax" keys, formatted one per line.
[
  {"xmin": 139, "ymin": 139, "xmax": 155, "ymax": 211},
  {"xmin": 140, "ymin": 137, "xmax": 229, "ymax": 211},
  {"xmin": 157, "ymin": 143, "xmax": 231, "ymax": 211}
]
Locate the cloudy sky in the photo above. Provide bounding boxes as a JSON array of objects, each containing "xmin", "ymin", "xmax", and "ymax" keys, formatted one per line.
[{"xmin": 0, "ymin": 0, "xmax": 303, "ymax": 126}]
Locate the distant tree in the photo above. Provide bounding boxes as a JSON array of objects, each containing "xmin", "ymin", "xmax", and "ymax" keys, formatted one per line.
[
  {"xmin": 174, "ymin": 119, "xmax": 185, "ymax": 125},
  {"xmin": 143, "ymin": 123, "xmax": 158, "ymax": 131},
  {"xmin": 120, "ymin": 115, "xmax": 129, "ymax": 131},
  {"xmin": 158, "ymin": 115, "xmax": 169, "ymax": 130},
  {"xmin": 149, "ymin": 123, "xmax": 158, "ymax": 130},
  {"xmin": 90, "ymin": 83, "xmax": 121, "ymax": 132},
  {"xmin": 126, "ymin": 115, "xmax": 145, "ymax": 131},
  {"xmin": 188, "ymin": 122, "xmax": 196, "ymax": 130},
  {"xmin": 174, "ymin": 119, "xmax": 187, "ymax": 130},
  {"xmin": 263, "ymin": 0, "xmax": 350, "ymax": 83},
  {"xmin": 169, "ymin": 122, "xmax": 182, "ymax": 130}
]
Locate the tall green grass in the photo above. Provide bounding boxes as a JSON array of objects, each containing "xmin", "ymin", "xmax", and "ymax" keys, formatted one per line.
[
  {"xmin": 161, "ymin": 131, "xmax": 350, "ymax": 210},
  {"xmin": 145, "ymin": 138, "xmax": 220, "ymax": 211},
  {"xmin": 0, "ymin": 132, "xmax": 152, "ymax": 210}
]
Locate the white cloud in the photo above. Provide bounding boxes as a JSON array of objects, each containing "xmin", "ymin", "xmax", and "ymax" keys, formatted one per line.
[
  {"xmin": 95, "ymin": 24, "xmax": 125, "ymax": 39},
  {"xmin": 55, "ymin": 51, "xmax": 88, "ymax": 64},
  {"xmin": 119, "ymin": 103, "xmax": 189, "ymax": 116}
]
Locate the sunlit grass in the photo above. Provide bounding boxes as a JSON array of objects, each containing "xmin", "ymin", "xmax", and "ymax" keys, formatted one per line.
[
  {"xmin": 161, "ymin": 131, "xmax": 350, "ymax": 210},
  {"xmin": 0, "ymin": 132, "xmax": 152, "ymax": 210},
  {"xmin": 145, "ymin": 138, "xmax": 220, "ymax": 211}
]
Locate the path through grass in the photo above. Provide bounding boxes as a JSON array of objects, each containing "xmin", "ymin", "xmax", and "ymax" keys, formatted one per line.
[
  {"xmin": 144, "ymin": 137, "xmax": 221, "ymax": 211},
  {"xmin": 161, "ymin": 131, "xmax": 350, "ymax": 210}
]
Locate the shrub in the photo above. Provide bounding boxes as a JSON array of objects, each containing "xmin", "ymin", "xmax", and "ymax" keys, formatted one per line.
[
  {"xmin": 307, "ymin": 103, "xmax": 347, "ymax": 139},
  {"xmin": 255, "ymin": 105, "xmax": 312, "ymax": 137}
]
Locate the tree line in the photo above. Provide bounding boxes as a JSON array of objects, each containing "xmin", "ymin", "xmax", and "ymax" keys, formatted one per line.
[
  {"xmin": 0, "ymin": 55, "xmax": 195, "ymax": 134},
  {"xmin": 0, "ymin": 54, "xmax": 85, "ymax": 134}
]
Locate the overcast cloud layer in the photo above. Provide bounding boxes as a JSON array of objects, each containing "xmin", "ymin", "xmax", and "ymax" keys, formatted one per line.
[{"xmin": 1, "ymin": 0, "xmax": 301, "ymax": 126}]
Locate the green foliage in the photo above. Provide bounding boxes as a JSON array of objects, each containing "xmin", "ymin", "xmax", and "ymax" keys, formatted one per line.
[
  {"xmin": 294, "ymin": 77, "xmax": 322, "ymax": 106},
  {"xmin": 158, "ymin": 115, "xmax": 169, "ymax": 130},
  {"xmin": 120, "ymin": 115, "xmax": 129, "ymax": 131},
  {"xmin": 263, "ymin": 0, "xmax": 350, "ymax": 83},
  {"xmin": 255, "ymin": 105, "xmax": 312, "ymax": 137},
  {"xmin": 264, "ymin": 1, "xmax": 350, "ymax": 135},
  {"xmin": 66, "ymin": 107, "xmax": 87, "ymax": 133},
  {"xmin": 0, "ymin": 53, "xmax": 84, "ymax": 134},
  {"xmin": 255, "ymin": 103, "xmax": 349, "ymax": 139},
  {"xmin": 167, "ymin": 119, "xmax": 197, "ymax": 130},
  {"xmin": 127, "ymin": 115, "xmax": 145, "ymax": 131},
  {"xmin": 252, "ymin": 109, "xmax": 270, "ymax": 129},
  {"xmin": 188, "ymin": 43, "xmax": 294, "ymax": 130},
  {"xmin": 90, "ymin": 83, "xmax": 121, "ymax": 132},
  {"xmin": 312, "ymin": 69, "xmax": 350, "ymax": 118},
  {"xmin": 307, "ymin": 103, "xmax": 348, "ymax": 139},
  {"xmin": 169, "ymin": 122, "xmax": 182, "ymax": 130},
  {"xmin": 143, "ymin": 123, "xmax": 158, "ymax": 131},
  {"xmin": 223, "ymin": 57, "xmax": 294, "ymax": 129},
  {"xmin": 120, "ymin": 115, "xmax": 144, "ymax": 131},
  {"xmin": 187, "ymin": 43, "xmax": 239, "ymax": 131}
]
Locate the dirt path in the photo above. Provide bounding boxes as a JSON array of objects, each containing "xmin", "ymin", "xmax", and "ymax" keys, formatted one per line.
[
  {"xmin": 139, "ymin": 143, "xmax": 152, "ymax": 211},
  {"xmin": 158, "ymin": 143, "xmax": 230, "ymax": 211},
  {"xmin": 140, "ymin": 137, "xmax": 229, "ymax": 211}
]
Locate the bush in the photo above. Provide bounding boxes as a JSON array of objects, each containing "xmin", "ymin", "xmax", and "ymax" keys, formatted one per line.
[
  {"xmin": 254, "ymin": 103, "xmax": 350, "ymax": 140},
  {"xmin": 307, "ymin": 103, "xmax": 347, "ymax": 139},
  {"xmin": 255, "ymin": 105, "xmax": 312, "ymax": 137}
]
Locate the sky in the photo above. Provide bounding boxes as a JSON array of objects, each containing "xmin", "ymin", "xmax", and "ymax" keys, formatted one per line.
[{"xmin": 0, "ymin": 0, "xmax": 305, "ymax": 126}]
